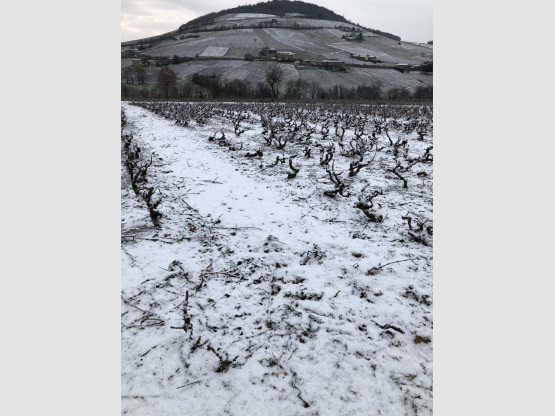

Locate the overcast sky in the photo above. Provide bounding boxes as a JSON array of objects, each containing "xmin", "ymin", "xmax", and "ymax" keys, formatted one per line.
[{"xmin": 121, "ymin": 0, "xmax": 432, "ymax": 43}]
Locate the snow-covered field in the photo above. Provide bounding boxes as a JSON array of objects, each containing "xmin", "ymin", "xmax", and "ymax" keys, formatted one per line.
[
  {"xmin": 121, "ymin": 101, "xmax": 433, "ymax": 415},
  {"xmin": 264, "ymin": 28, "xmax": 343, "ymax": 56},
  {"xmin": 147, "ymin": 29, "xmax": 260, "ymax": 58},
  {"xmin": 297, "ymin": 67, "xmax": 429, "ymax": 92},
  {"xmin": 199, "ymin": 46, "xmax": 229, "ymax": 57}
]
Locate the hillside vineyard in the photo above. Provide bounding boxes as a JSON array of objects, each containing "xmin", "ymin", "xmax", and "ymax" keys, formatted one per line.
[{"xmin": 121, "ymin": 2, "xmax": 432, "ymax": 101}]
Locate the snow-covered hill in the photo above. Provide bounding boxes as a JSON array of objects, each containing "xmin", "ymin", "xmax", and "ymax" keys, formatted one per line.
[{"xmin": 121, "ymin": 3, "xmax": 432, "ymax": 95}]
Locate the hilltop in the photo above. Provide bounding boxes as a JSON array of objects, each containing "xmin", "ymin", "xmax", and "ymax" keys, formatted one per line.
[{"xmin": 178, "ymin": 0, "xmax": 400, "ymax": 41}]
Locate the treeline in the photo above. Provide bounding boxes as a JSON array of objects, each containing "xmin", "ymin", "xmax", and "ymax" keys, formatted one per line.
[
  {"xmin": 122, "ymin": 75, "xmax": 432, "ymax": 102},
  {"xmin": 210, "ymin": 78, "xmax": 432, "ymax": 101},
  {"xmin": 419, "ymin": 61, "xmax": 433, "ymax": 73},
  {"xmin": 121, "ymin": 32, "xmax": 177, "ymax": 49},
  {"xmin": 180, "ymin": 1, "xmax": 352, "ymax": 31},
  {"xmin": 366, "ymin": 29, "xmax": 400, "ymax": 42}
]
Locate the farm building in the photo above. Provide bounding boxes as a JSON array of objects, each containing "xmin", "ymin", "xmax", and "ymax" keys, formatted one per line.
[
  {"xmin": 302, "ymin": 59, "xmax": 318, "ymax": 66},
  {"xmin": 277, "ymin": 51, "xmax": 299, "ymax": 61},
  {"xmin": 318, "ymin": 60, "xmax": 347, "ymax": 70},
  {"xmin": 122, "ymin": 49, "xmax": 140, "ymax": 58},
  {"xmin": 350, "ymin": 54, "xmax": 378, "ymax": 63},
  {"xmin": 258, "ymin": 47, "xmax": 277, "ymax": 58},
  {"xmin": 132, "ymin": 59, "xmax": 143, "ymax": 68}
]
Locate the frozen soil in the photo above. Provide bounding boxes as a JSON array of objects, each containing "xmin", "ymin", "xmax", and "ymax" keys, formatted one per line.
[{"xmin": 121, "ymin": 101, "xmax": 433, "ymax": 415}]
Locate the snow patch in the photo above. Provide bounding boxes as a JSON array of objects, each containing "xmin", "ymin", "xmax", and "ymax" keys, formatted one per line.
[{"xmin": 199, "ymin": 46, "xmax": 229, "ymax": 57}]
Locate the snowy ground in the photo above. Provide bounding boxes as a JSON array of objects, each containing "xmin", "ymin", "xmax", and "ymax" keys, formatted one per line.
[
  {"xmin": 121, "ymin": 101, "xmax": 433, "ymax": 415},
  {"xmin": 199, "ymin": 46, "xmax": 229, "ymax": 58}
]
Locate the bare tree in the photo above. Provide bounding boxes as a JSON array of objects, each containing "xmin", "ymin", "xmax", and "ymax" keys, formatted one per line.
[
  {"xmin": 157, "ymin": 67, "xmax": 177, "ymax": 99},
  {"xmin": 134, "ymin": 66, "xmax": 146, "ymax": 84},
  {"xmin": 265, "ymin": 62, "xmax": 285, "ymax": 100},
  {"xmin": 123, "ymin": 67, "xmax": 134, "ymax": 84}
]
